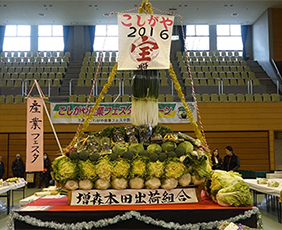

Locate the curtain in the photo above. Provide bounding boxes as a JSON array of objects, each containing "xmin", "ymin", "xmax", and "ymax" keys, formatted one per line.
[
  {"xmin": 0, "ymin": 26, "xmax": 5, "ymax": 52},
  {"xmin": 178, "ymin": 25, "xmax": 186, "ymax": 52},
  {"xmin": 88, "ymin": 26, "xmax": 95, "ymax": 52},
  {"xmin": 63, "ymin": 26, "xmax": 70, "ymax": 52},
  {"xmin": 241, "ymin": 25, "xmax": 249, "ymax": 61}
]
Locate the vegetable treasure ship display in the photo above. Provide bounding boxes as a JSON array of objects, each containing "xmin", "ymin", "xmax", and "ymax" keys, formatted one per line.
[{"xmin": 52, "ymin": 0, "xmax": 253, "ymax": 207}]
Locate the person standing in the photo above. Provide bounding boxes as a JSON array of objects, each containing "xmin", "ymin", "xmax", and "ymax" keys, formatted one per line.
[
  {"xmin": 38, "ymin": 153, "xmax": 52, "ymax": 188},
  {"xmin": 211, "ymin": 148, "xmax": 222, "ymax": 170},
  {"xmin": 12, "ymin": 154, "xmax": 25, "ymax": 178},
  {"xmin": 222, "ymin": 146, "xmax": 240, "ymax": 172},
  {"xmin": 0, "ymin": 156, "xmax": 4, "ymax": 179}
]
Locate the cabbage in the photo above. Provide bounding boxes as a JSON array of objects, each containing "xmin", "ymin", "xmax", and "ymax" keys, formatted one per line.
[
  {"xmin": 52, "ymin": 156, "xmax": 78, "ymax": 186},
  {"xmin": 128, "ymin": 143, "xmax": 144, "ymax": 154},
  {"xmin": 257, "ymin": 178, "xmax": 267, "ymax": 184},
  {"xmin": 210, "ymin": 170, "xmax": 252, "ymax": 207},
  {"xmin": 216, "ymin": 180, "xmax": 252, "ymax": 207},
  {"xmin": 112, "ymin": 159, "xmax": 131, "ymax": 179},
  {"xmin": 78, "ymin": 160, "xmax": 96, "ymax": 181},
  {"xmin": 177, "ymin": 141, "xmax": 193, "ymax": 154},
  {"xmin": 95, "ymin": 157, "xmax": 113, "ymax": 180},
  {"xmin": 164, "ymin": 159, "xmax": 185, "ymax": 179},
  {"xmin": 268, "ymin": 180, "xmax": 279, "ymax": 187},
  {"xmin": 210, "ymin": 170, "xmax": 242, "ymax": 196},
  {"xmin": 147, "ymin": 161, "xmax": 164, "ymax": 179},
  {"xmin": 112, "ymin": 141, "xmax": 128, "ymax": 156},
  {"xmin": 147, "ymin": 144, "xmax": 162, "ymax": 154},
  {"xmin": 130, "ymin": 158, "xmax": 147, "ymax": 178},
  {"xmin": 161, "ymin": 141, "xmax": 176, "ymax": 152}
]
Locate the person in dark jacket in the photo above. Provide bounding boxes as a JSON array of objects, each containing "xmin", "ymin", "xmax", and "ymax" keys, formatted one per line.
[
  {"xmin": 211, "ymin": 148, "xmax": 223, "ymax": 170},
  {"xmin": 0, "ymin": 156, "xmax": 4, "ymax": 179},
  {"xmin": 38, "ymin": 153, "xmax": 52, "ymax": 188},
  {"xmin": 12, "ymin": 154, "xmax": 25, "ymax": 177},
  {"xmin": 222, "ymin": 146, "xmax": 240, "ymax": 172}
]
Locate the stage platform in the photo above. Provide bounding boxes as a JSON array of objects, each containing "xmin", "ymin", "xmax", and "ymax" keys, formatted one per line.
[{"xmin": 11, "ymin": 194, "xmax": 262, "ymax": 229}]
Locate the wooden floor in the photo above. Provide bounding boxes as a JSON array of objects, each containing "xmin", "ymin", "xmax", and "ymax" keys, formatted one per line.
[{"xmin": 0, "ymin": 189, "xmax": 281, "ymax": 229}]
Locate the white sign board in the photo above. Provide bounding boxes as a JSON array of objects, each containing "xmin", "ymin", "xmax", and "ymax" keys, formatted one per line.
[
  {"xmin": 117, "ymin": 13, "xmax": 174, "ymax": 70},
  {"xmin": 70, "ymin": 188, "xmax": 198, "ymax": 206}
]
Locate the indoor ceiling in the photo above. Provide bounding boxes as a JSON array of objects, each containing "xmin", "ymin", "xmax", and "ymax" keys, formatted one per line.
[{"xmin": 0, "ymin": 0, "xmax": 282, "ymax": 25}]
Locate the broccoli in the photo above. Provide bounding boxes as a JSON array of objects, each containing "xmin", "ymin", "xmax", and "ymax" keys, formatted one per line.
[{"xmin": 79, "ymin": 150, "xmax": 89, "ymax": 161}]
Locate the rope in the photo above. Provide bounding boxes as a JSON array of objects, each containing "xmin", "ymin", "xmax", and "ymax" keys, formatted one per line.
[
  {"xmin": 152, "ymin": 6, "xmax": 209, "ymax": 150},
  {"xmin": 68, "ymin": 0, "xmax": 209, "ymax": 153}
]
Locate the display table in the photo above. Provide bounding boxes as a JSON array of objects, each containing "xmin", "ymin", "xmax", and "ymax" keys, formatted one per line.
[
  {"xmin": 0, "ymin": 181, "xmax": 26, "ymax": 214},
  {"xmin": 11, "ymin": 194, "xmax": 261, "ymax": 229},
  {"xmin": 244, "ymin": 179, "xmax": 282, "ymax": 222}
]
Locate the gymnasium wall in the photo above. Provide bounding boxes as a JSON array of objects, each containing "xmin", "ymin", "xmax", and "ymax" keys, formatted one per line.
[{"xmin": 1, "ymin": 102, "xmax": 280, "ymax": 178}]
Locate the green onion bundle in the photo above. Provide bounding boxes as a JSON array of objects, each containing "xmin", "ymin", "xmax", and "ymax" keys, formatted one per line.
[{"xmin": 131, "ymin": 70, "xmax": 160, "ymax": 127}]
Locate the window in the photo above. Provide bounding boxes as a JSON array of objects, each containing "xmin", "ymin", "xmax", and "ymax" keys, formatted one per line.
[
  {"xmin": 94, "ymin": 25, "xmax": 118, "ymax": 51},
  {"xmin": 216, "ymin": 25, "xmax": 242, "ymax": 51},
  {"xmin": 38, "ymin": 25, "xmax": 64, "ymax": 51},
  {"xmin": 3, "ymin": 25, "xmax": 31, "ymax": 51},
  {"xmin": 186, "ymin": 25, "xmax": 209, "ymax": 50}
]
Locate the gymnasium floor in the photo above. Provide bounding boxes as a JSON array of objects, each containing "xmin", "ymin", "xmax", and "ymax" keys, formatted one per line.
[{"xmin": 0, "ymin": 189, "xmax": 281, "ymax": 229}]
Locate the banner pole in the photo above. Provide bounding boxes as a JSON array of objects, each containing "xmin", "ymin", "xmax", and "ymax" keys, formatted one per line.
[{"xmin": 34, "ymin": 80, "xmax": 64, "ymax": 155}]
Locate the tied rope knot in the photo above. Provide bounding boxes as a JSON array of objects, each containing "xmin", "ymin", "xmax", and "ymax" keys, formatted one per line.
[{"xmin": 138, "ymin": 0, "xmax": 153, "ymax": 14}]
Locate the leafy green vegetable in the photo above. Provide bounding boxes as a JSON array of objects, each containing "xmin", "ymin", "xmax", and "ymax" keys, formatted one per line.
[
  {"xmin": 177, "ymin": 141, "xmax": 193, "ymax": 154},
  {"xmin": 210, "ymin": 170, "xmax": 242, "ymax": 196},
  {"xmin": 112, "ymin": 158, "xmax": 131, "ymax": 179},
  {"xmin": 100, "ymin": 126, "xmax": 114, "ymax": 138},
  {"xmin": 123, "ymin": 151, "xmax": 135, "ymax": 160},
  {"xmin": 147, "ymin": 144, "xmax": 162, "ymax": 154},
  {"xmin": 268, "ymin": 180, "xmax": 279, "ymax": 187},
  {"xmin": 89, "ymin": 152, "xmax": 100, "ymax": 162},
  {"xmin": 164, "ymin": 158, "xmax": 185, "ymax": 179},
  {"xmin": 216, "ymin": 180, "xmax": 252, "ymax": 207},
  {"xmin": 112, "ymin": 141, "xmax": 128, "ymax": 156},
  {"xmin": 147, "ymin": 161, "xmax": 164, "ymax": 179},
  {"xmin": 78, "ymin": 150, "xmax": 89, "ymax": 161},
  {"xmin": 95, "ymin": 157, "xmax": 113, "ymax": 180},
  {"xmin": 78, "ymin": 160, "xmax": 96, "ymax": 181},
  {"xmin": 161, "ymin": 141, "xmax": 176, "ymax": 152},
  {"xmin": 69, "ymin": 151, "xmax": 79, "ymax": 160},
  {"xmin": 149, "ymin": 153, "xmax": 158, "ymax": 162},
  {"xmin": 210, "ymin": 170, "xmax": 252, "ymax": 207},
  {"xmin": 52, "ymin": 156, "xmax": 78, "ymax": 186},
  {"xmin": 158, "ymin": 152, "xmax": 167, "ymax": 162},
  {"xmin": 130, "ymin": 157, "xmax": 147, "ymax": 179},
  {"xmin": 257, "ymin": 178, "xmax": 267, "ymax": 184},
  {"xmin": 128, "ymin": 143, "xmax": 144, "ymax": 154},
  {"xmin": 153, "ymin": 125, "xmax": 173, "ymax": 137}
]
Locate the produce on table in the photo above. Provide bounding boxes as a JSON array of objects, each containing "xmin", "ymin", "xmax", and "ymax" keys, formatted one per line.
[
  {"xmin": 257, "ymin": 178, "xmax": 267, "ymax": 184},
  {"xmin": 209, "ymin": 170, "xmax": 252, "ymax": 207},
  {"xmin": 267, "ymin": 180, "xmax": 279, "ymax": 187}
]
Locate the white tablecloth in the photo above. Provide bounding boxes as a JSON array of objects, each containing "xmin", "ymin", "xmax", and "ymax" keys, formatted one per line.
[{"xmin": 244, "ymin": 179, "xmax": 282, "ymax": 197}]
